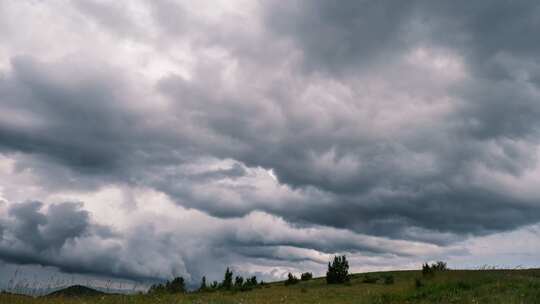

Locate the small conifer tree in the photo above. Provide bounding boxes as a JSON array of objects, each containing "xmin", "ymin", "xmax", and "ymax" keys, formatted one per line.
[
  {"xmin": 221, "ymin": 267, "xmax": 234, "ymax": 290},
  {"xmin": 199, "ymin": 276, "xmax": 207, "ymax": 291},
  {"xmin": 326, "ymin": 255, "xmax": 349, "ymax": 284}
]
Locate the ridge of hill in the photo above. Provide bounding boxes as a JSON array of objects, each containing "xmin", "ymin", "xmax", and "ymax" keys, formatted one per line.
[{"xmin": 46, "ymin": 285, "xmax": 106, "ymax": 297}]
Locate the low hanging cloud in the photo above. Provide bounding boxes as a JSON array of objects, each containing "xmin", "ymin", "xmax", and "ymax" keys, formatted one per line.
[
  {"xmin": 0, "ymin": 196, "xmax": 446, "ymax": 284},
  {"xmin": 0, "ymin": 0, "xmax": 540, "ymax": 285}
]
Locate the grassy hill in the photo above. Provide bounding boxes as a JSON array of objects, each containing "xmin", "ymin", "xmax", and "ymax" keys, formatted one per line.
[
  {"xmin": 1, "ymin": 269, "xmax": 539, "ymax": 304},
  {"xmin": 45, "ymin": 285, "xmax": 106, "ymax": 297}
]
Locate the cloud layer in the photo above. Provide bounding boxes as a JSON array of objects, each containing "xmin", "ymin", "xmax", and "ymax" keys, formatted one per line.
[{"xmin": 1, "ymin": 0, "xmax": 540, "ymax": 286}]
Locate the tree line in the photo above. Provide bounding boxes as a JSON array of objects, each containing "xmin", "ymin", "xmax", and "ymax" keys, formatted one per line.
[
  {"xmin": 148, "ymin": 267, "xmax": 263, "ymax": 294},
  {"xmin": 148, "ymin": 255, "xmax": 352, "ymax": 294},
  {"xmin": 148, "ymin": 256, "xmax": 450, "ymax": 294}
]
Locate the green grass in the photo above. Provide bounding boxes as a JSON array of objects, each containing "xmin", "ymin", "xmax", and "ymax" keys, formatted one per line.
[{"xmin": 2, "ymin": 269, "xmax": 540, "ymax": 304}]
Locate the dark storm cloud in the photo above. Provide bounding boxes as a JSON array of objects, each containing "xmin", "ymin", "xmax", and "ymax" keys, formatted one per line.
[
  {"xmin": 419, "ymin": 1, "xmax": 540, "ymax": 72},
  {"xmin": 154, "ymin": 64, "xmax": 540, "ymax": 240},
  {"xmin": 1, "ymin": 0, "xmax": 540, "ymax": 284},
  {"xmin": 0, "ymin": 56, "xmax": 136, "ymax": 172},
  {"xmin": 0, "ymin": 200, "xmax": 183, "ymax": 281},
  {"xmin": 264, "ymin": 0, "xmax": 540, "ymax": 77},
  {"xmin": 264, "ymin": 0, "xmax": 416, "ymax": 74},
  {"xmin": 0, "ymin": 199, "xmax": 426, "ymax": 284},
  {"xmin": 3, "ymin": 201, "xmax": 89, "ymax": 254}
]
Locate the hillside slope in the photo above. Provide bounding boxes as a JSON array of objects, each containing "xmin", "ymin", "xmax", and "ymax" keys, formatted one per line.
[{"xmin": 1, "ymin": 269, "xmax": 539, "ymax": 303}]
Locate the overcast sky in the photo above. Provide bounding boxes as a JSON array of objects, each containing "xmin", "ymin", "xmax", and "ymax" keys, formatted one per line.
[{"xmin": 1, "ymin": 0, "xmax": 540, "ymax": 290}]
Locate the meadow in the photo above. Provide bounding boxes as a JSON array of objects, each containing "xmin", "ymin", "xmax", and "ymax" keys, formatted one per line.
[{"xmin": 2, "ymin": 269, "xmax": 539, "ymax": 304}]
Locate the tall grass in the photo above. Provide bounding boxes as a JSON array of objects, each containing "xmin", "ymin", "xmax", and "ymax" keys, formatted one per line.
[{"xmin": 2, "ymin": 268, "xmax": 540, "ymax": 304}]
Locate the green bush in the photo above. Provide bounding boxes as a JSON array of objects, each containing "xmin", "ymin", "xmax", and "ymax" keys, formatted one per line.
[
  {"xmin": 383, "ymin": 275, "xmax": 394, "ymax": 285},
  {"xmin": 362, "ymin": 275, "xmax": 378, "ymax": 284},
  {"xmin": 422, "ymin": 261, "xmax": 448, "ymax": 276}
]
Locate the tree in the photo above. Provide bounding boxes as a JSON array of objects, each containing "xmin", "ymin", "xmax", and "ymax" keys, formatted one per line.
[
  {"xmin": 148, "ymin": 283, "xmax": 166, "ymax": 294},
  {"xmin": 234, "ymin": 276, "xmax": 244, "ymax": 288},
  {"xmin": 326, "ymin": 255, "xmax": 349, "ymax": 284},
  {"xmin": 301, "ymin": 272, "xmax": 313, "ymax": 281},
  {"xmin": 245, "ymin": 276, "xmax": 258, "ymax": 287},
  {"xmin": 239, "ymin": 276, "xmax": 258, "ymax": 291},
  {"xmin": 199, "ymin": 276, "xmax": 207, "ymax": 291},
  {"xmin": 285, "ymin": 273, "xmax": 299, "ymax": 286},
  {"xmin": 148, "ymin": 276, "xmax": 185, "ymax": 294},
  {"xmin": 166, "ymin": 277, "xmax": 185, "ymax": 293},
  {"xmin": 433, "ymin": 261, "xmax": 448, "ymax": 271},
  {"xmin": 221, "ymin": 267, "xmax": 233, "ymax": 290}
]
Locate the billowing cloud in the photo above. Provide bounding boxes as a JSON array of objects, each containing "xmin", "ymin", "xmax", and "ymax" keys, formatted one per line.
[{"xmin": 0, "ymin": 0, "xmax": 539, "ymax": 288}]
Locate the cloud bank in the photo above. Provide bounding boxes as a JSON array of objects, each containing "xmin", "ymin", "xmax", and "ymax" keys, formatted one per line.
[{"xmin": 0, "ymin": 0, "xmax": 539, "ymax": 286}]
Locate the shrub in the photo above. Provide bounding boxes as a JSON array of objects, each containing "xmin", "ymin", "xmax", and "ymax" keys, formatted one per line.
[
  {"xmin": 244, "ymin": 276, "xmax": 257, "ymax": 287},
  {"xmin": 148, "ymin": 276, "xmax": 185, "ymax": 294},
  {"xmin": 422, "ymin": 263, "xmax": 433, "ymax": 276},
  {"xmin": 362, "ymin": 275, "xmax": 378, "ymax": 284},
  {"xmin": 234, "ymin": 276, "xmax": 244, "ymax": 289},
  {"xmin": 326, "ymin": 255, "xmax": 350, "ymax": 284},
  {"xmin": 238, "ymin": 276, "xmax": 258, "ymax": 292},
  {"xmin": 456, "ymin": 281, "xmax": 471, "ymax": 290},
  {"xmin": 148, "ymin": 283, "xmax": 166, "ymax": 294},
  {"xmin": 415, "ymin": 278, "xmax": 423, "ymax": 288},
  {"xmin": 300, "ymin": 272, "xmax": 313, "ymax": 281},
  {"xmin": 383, "ymin": 275, "xmax": 394, "ymax": 285},
  {"xmin": 422, "ymin": 261, "xmax": 448, "ymax": 276},
  {"xmin": 433, "ymin": 261, "xmax": 448, "ymax": 271},
  {"xmin": 166, "ymin": 277, "xmax": 186, "ymax": 293},
  {"xmin": 285, "ymin": 273, "xmax": 299, "ymax": 286}
]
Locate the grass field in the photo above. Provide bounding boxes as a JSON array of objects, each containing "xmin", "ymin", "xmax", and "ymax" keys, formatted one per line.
[{"xmin": 2, "ymin": 269, "xmax": 540, "ymax": 304}]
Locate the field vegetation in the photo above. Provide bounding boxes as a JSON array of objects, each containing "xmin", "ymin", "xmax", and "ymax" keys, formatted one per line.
[{"xmin": 2, "ymin": 267, "xmax": 539, "ymax": 304}]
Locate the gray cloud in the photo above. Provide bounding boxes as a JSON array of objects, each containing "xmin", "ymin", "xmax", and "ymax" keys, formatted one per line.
[
  {"xmin": 0, "ymin": 198, "xmax": 442, "ymax": 285},
  {"xmin": 0, "ymin": 0, "xmax": 540, "ymax": 286},
  {"xmin": 263, "ymin": 0, "xmax": 416, "ymax": 74},
  {"xmin": 2, "ymin": 201, "xmax": 90, "ymax": 260},
  {"xmin": 0, "ymin": 200, "xmax": 185, "ymax": 281}
]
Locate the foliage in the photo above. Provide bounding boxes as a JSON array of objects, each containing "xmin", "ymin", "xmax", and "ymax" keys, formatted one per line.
[
  {"xmin": 300, "ymin": 272, "xmax": 313, "ymax": 281},
  {"xmin": 362, "ymin": 275, "xmax": 378, "ymax": 284},
  {"xmin": 326, "ymin": 255, "xmax": 350, "ymax": 284},
  {"xmin": 234, "ymin": 276, "xmax": 244, "ymax": 288},
  {"xmin": 242, "ymin": 276, "xmax": 258, "ymax": 291},
  {"xmin": 285, "ymin": 273, "xmax": 299, "ymax": 286},
  {"xmin": 199, "ymin": 276, "xmax": 207, "ymax": 291},
  {"xmin": 4, "ymin": 268, "xmax": 540, "ymax": 304},
  {"xmin": 148, "ymin": 276, "xmax": 185, "ymax": 294},
  {"xmin": 383, "ymin": 275, "xmax": 394, "ymax": 285},
  {"xmin": 422, "ymin": 261, "xmax": 448, "ymax": 276},
  {"xmin": 221, "ymin": 268, "xmax": 234, "ymax": 290}
]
